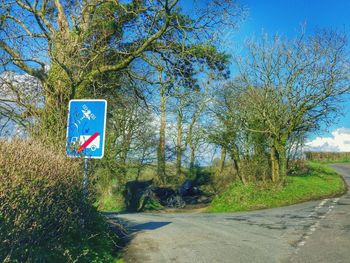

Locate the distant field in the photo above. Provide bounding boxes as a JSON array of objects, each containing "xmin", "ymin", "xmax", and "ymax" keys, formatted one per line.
[
  {"xmin": 305, "ymin": 152, "xmax": 350, "ymax": 164},
  {"xmin": 209, "ymin": 162, "xmax": 346, "ymax": 213}
]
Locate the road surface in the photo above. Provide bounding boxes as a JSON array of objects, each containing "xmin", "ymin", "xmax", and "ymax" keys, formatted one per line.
[{"xmin": 109, "ymin": 164, "xmax": 350, "ymax": 263}]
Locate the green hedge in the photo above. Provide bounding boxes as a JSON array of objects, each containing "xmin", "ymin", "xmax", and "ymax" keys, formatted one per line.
[{"xmin": 0, "ymin": 140, "xmax": 118, "ymax": 262}]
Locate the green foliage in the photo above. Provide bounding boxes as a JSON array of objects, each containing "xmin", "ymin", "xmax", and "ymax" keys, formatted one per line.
[
  {"xmin": 209, "ymin": 162, "xmax": 346, "ymax": 212},
  {"xmin": 33, "ymin": 62, "xmax": 71, "ymax": 145},
  {"xmin": 140, "ymin": 197, "xmax": 164, "ymax": 211},
  {"xmin": 94, "ymin": 168, "xmax": 126, "ymax": 212},
  {"xmin": 0, "ymin": 140, "xmax": 120, "ymax": 262},
  {"xmin": 190, "ymin": 44, "xmax": 231, "ymax": 72},
  {"xmin": 97, "ymin": 193, "xmax": 125, "ymax": 212}
]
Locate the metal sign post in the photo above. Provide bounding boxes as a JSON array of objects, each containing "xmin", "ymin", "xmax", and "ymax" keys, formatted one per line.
[
  {"xmin": 66, "ymin": 99, "xmax": 107, "ymax": 199},
  {"xmin": 83, "ymin": 158, "xmax": 89, "ymax": 198}
]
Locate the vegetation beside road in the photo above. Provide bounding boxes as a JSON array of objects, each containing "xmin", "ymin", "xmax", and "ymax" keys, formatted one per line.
[
  {"xmin": 209, "ymin": 162, "xmax": 346, "ymax": 213},
  {"xmin": 2, "ymin": 0, "xmax": 350, "ymax": 219},
  {"xmin": 0, "ymin": 1, "xmax": 349, "ymax": 262},
  {"xmin": 96, "ymin": 161, "xmax": 348, "ymax": 214},
  {"xmin": 0, "ymin": 140, "xmax": 120, "ymax": 262}
]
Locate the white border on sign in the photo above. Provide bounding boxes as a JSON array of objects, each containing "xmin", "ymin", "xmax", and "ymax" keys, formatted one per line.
[{"xmin": 66, "ymin": 99, "xmax": 108, "ymax": 159}]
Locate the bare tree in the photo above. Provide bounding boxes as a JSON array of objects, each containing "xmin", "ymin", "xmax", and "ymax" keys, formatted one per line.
[
  {"xmin": 0, "ymin": 71, "xmax": 42, "ymax": 134},
  {"xmin": 235, "ymin": 30, "xmax": 350, "ymax": 182},
  {"xmin": 186, "ymin": 94, "xmax": 209, "ymax": 177}
]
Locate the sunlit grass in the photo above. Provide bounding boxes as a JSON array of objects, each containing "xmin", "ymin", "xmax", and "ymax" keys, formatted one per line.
[{"xmin": 209, "ymin": 162, "xmax": 346, "ymax": 213}]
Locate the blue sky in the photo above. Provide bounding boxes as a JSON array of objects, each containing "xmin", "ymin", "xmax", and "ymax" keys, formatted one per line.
[
  {"xmin": 239, "ymin": 0, "xmax": 350, "ymax": 36},
  {"xmin": 180, "ymin": 0, "xmax": 350, "ymax": 151},
  {"xmin": 228, "ymin": 0, "xmax": 350, "ymax": 144}
]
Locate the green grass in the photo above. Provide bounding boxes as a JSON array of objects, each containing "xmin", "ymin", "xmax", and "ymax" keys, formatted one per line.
[
  {"xmin": 96, "ymin": 192, "xmax": 125, "ymax": 212},
  {"xmin": 25, "ymin": 214, "xmax": 122, "ymax": 263},
  {"xmin": 209, "ymin": 162, "xmax": 347, "ymax": 213},
  {"xmin": 60, "ymin": 231, "xmax": 121, "ymax": 263},
  {"xmin": 307, "ymin": 158, "xmax": 350, "ymax": 164}
]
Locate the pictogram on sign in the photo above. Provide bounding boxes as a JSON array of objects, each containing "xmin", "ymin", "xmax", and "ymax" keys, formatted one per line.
[{"xmin": 66, "ymin": 99, "xmax": 107, "ymax": 159}]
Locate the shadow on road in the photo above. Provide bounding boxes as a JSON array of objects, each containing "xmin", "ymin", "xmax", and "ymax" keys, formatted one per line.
[
  {"xmin": 104, "ymin": 211, "xmax": 171, "ymax": 232},
  {"xmin": 103, "ymin": 212, "xmax": 171, "ymax": 252},
  {"xmin": 129, "ymin": 221, "xmax": 171, "ymax": 231}
]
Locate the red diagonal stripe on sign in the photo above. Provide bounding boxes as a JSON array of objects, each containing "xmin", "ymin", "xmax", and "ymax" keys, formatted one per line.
[{"xmin": 77, "ymin": 132, "xmax": 100, "ymax": 153}]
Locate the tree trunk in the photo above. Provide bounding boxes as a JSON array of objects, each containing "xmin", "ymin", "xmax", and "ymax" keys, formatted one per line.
[
  {"xmin": 233, "ymin": 158, "xmax": 245, "ymax": 183},
  {"xmin": 277, "ymin": 144, "xmax": 288, "ymax": 181},
  {"xmin": 217, "ymin": 147, "xmax": 226, "ymax": 175},
  {"xmin": 157, "ymin": 86, "xmax": 166, "ymax": 184},
  {"xmin": 231, "ymin": 156, "xmax": 245, "ymax": 184},
  {"xmin": 229, "ymin": 145, "xmax": 245, "ymax": 183},
  {"xmin": 270, "ymin": 145, "xmax": 280, "ymax": 182},
  {"xmin": 37, "ymin": 89, "xmax": 68, "ymax": 145},
  {"xmin": 136, "ymin": 150, "xmax": 147, "ymax": 181},
  {"xmin": 188, "ymin": 124, "xmax": 196, "ymax": 178},
  {"xmin": 176, "ymin": 110, "xmax": 183, "ymax": 177},
  {"xmin": 189, "ymin": 145, "xmax": 195, "ymax": 177},
  {"xmin": 35, "ymin": 62, "xmax": 74, "ymax": 145}
]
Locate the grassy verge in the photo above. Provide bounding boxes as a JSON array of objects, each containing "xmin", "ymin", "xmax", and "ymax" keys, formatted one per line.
[
  {"xmin": 209, "ymin": 162, "xmax": 347, "ymax": 213},
  {"xmin": 48, "ymin": 215, "xmax": 122, "ymax": 263},
  {"xmin": 96, "ymin": 192, "xmax": 126, "ymax": 212}
]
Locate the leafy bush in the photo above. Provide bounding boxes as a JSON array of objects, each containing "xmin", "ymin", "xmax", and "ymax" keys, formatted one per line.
[
  {"xmin": 94, "ymin": 167, "xmax": 125, "ymax": 212},
  {"xmin": 239, "ymin": 157, "xmax": 271, "ymax": 182},
  {"xmin": 0, "ymin": 139, "xmax": 119, "ymax": 262},
  {"xmin": 210, "ymin": 157, "xmax": 271, "ymax": 194},
  {"xmin": 288, "ymin": 160, "xmax": 309, "ymax": 176}
]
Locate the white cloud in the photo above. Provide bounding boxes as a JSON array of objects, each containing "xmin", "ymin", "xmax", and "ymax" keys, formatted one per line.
[{"xmin": 305, "ymin": 128, "xmax": 350, "ymax": 152}]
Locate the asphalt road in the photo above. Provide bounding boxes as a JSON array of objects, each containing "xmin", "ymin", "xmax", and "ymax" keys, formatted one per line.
[{"xmin": 109, "ymin": 164, "xmax": 350, "ymax": 263}]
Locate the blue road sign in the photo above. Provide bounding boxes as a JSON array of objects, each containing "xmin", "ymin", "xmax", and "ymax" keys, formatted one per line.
[{"xmin": 66, "ymin": 99, "xmax": 107, "ymax": 159}]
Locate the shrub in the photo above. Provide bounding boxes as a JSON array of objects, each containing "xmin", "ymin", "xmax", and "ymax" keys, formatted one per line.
[
  {"xmin": 239, "ymin": 157, "xmax": 271, "ymax": 182},
  {"xmin": 94, "ymin": 168, "xmax": 126, "ymax": 212},
  {"xmin": 0, "ymin": 139, "xmax": 105, "ymax": 261},
  {"xmin": 211, "ymin": 164, "xmax": 236, "ymax": 193},
  {"xmin": 288, "ymin": 160, "xmax": 309, "ymax": 176}
]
